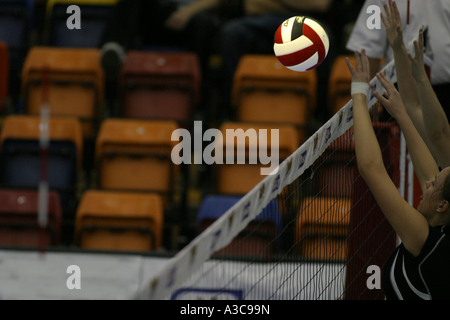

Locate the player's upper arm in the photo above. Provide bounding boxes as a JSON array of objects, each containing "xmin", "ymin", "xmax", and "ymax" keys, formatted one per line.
[{"xmin": 362, "ymin": 163, "xmax": 429, "ymax": 257}]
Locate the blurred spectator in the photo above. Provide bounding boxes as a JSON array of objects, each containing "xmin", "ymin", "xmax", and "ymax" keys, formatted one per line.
[{"xmin": 346, "ymin": 0, "xmax": 450, "ymax": 118}]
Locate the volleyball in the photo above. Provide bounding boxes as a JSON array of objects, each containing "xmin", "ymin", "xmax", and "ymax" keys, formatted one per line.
[{"xmin": 273, "ymin": 16, "xmax": 329, "ymax": 72}]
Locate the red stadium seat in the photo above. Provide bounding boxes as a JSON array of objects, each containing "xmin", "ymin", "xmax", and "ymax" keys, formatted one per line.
[
  {"xmin": 0, "ymin": 189, "xmax": 62, "ymax": 247},
  {"xmin": 119, "ymin": 50, "xmax": 201, "ymax": 124}
]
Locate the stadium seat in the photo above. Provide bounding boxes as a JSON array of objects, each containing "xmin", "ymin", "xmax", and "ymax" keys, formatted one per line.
[
  {"xmin": 215, "ymin": 122, "xmax": 299, "ymax": 196},
  {"xmin": 118, "ymin": 50, "xmax": 201, "ymax": 124},
  {"xmin": 0, "ymin": 189, "xmax": 62, "ymax": 247},
  {"xmin": 74, "ymin": 190, "xmax": 164, "ymax": 251},
  {"xmin": 44, "ymin": 0, "xmax": 118, "ymax": 47},
  {"xmin": 328, "ymin": 55, "xmax": 354, "ymax": 114},
  {"xmin": 0, "ymin": 0, "xmax": 34, "ymax": 69},
  {"xmin": 232, "ymin": 54, "xmax": 317, "ymax": 142},
  {"xmin": 296, "ymin": 196, "xmax": 351, "ymax": 261},
  {"xmin": 21, "ymin": 46, "xmax": 104, "ymax": 137},
  {"xmin": 316, "ymin": 129, "xmax": 356, "ymax": 197},
  {"xmin": 0, "ymin": 41, "xmax": 8, "ymax": 112},
  {"xmin": 95, "ymin": 118, "xmax": 178, "ymax": 207},
  {"xmin": 197, "ymin": 195, "xmax": 281, "ymax": 259},
  {"xmin": 0, "ymin": 115, "xmax": 83, "ymax": 213}
]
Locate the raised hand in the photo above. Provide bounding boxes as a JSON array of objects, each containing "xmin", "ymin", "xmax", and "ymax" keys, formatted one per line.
[
  {"xmin": 381, "ymin": 0, "xmax": 404, "ymax": 50},
  {"xmin": 373, "ymin": 71, "xmax": 406, "ymax": 119},
  {"xmin": 345, "ymin": 50, "xmax": 370, "ymax": 85},
  {"xmin": 407, "ymin": 29, "xmax": 428, "ymax": 80}
]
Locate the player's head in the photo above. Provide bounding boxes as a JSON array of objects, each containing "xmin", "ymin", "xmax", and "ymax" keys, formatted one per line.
[{"xmin": 418, "ymin": 167, "xmax": 450, "ymax": 225}]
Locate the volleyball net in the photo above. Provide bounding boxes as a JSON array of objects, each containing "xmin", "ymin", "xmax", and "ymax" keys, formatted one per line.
[{"xmin": 134, "ymin": 52, "xmax": 418, "ymax": 300}]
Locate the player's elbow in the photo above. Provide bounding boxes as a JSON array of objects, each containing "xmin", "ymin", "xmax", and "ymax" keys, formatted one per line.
[{"xmin": 357, "ymin": 159, "xmax": 384, "ymax": 182}]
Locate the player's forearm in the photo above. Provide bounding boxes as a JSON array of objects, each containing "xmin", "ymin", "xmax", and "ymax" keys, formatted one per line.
[
  {"xmin": 392, "ymin": 44, "xmax": 421, "ymax": 118},
  {"xmin": 393, "ymin": 109, "xmax": 439, "ymax": 190},
  {"xmin": 414, "ymin": 73, "xmax": 449, "ymax": 141},
  {"xmin": 391, "ymin": 43, "xmax": 431, "ymax": 143},
  {"xmin": 352, "ymin": 94, "xmax": 385, "ymax": 177}
]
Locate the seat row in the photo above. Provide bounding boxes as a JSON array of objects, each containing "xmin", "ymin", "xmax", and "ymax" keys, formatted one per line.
[{"xmin": 0, "ymin": 43, "xmax": 355, "ymax": 129}]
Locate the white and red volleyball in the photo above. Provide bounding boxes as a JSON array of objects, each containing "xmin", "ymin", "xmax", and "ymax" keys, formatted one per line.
[{"xmin": 274, "ymin": 16, "xmax": 329, "ymax": 72}]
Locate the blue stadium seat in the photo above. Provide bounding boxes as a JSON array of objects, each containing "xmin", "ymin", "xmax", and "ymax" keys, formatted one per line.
[
  {"xmin": 0, "ymin": 116, "xmax": 83, "ymax": 215},
  {"xmin": 0, "ymin": 0, "xmax": 34, "ymax": 68},
  {"xmin": 45, "ymin": 0, "xmax": 117, "ymax": 47},
  {"xmin": 197, "ymin": 195, "xmax": 282, "ymax": 259},
  {"xmin": 0, "ymin": 140, "xmax": 77, "ymax": 200}
]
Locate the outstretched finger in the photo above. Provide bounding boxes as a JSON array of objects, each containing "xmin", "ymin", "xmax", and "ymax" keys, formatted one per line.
[
  {"xmin": 413, "ymin": 40, "xmax": 421, "ymax": 59},
  {"xmin": 392, "ymin": 1, "xmax": 402, "ymax": 24},
  {"xmin": 418, "ymin": 29, "xmax": 424, "ymax": 51},
  {"xmin": 361, "ymin": 49, "xmax": 370, "ymax": 76},
  {"xmin": 345, "ymin": 57, "xmax": 356, "ymax": 77},
  {"xmin": 374, "ymin": 91, "xmax": 389, "ymax": 106},
  {"xmin": 389, "ymin": 0, "xmax": 396, "ymax": 19},
  {"xmin": 380, "ymin": 12, "xmax": 389, "ymax": 28},
  {"xmin": 376, "ymin": 72, "xmax": 395, "ymax": 93},
  {"xmin": 383, "ymin": 3, "xmax": 392, "ymax": 21},
  {"xmin": 354, "ymin": 51, "xmax": 363, "ymax": 73}
]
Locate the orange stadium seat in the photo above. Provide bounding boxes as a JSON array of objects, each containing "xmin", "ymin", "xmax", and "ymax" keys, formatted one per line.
[
  {"xmin": 215, "ymin": 122, "xmax": 300, "ymax": 196},
  {"xmin": 0, "ymin": 189, "xmax": 62, "ymax": 247},
  {"xmin": 74, "ymin": 189, "xmax": 164, "ymax": 251},
  {"xmin": 95, "ymin": 118, "xmax": 178, "ymax": 207},
  {"xmin": 21, "ymin": 46, "xmax": 104, "ymax": 137},
  {"xmin": 232, "ymin": 54, "xmax": 317, "ymax": 142},
  {"xmin": 328, "ymin": 55, "xmax": 354, "ymax": 115},
  {"xmin": 118, "ymin": 50, "xmax": 201, "ymax": 124},
  {"xmin": 316, "ymin": 129, "xmax": 356, "ymax": 197},
  {"xmin": 296, "ymin": 196, "xmax": 351, "ymax": 261}
]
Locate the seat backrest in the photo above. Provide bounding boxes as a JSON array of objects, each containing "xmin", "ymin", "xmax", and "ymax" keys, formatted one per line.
[
  {"xmin": 197, "ymin": 194, "xmax": 281, "ymax": 259},
  {"xmin": 120, "ymin": 50, "xmax": 201, "ymax": 105},
  {"xmin": 296, "ymin": 196, "xmax": 351, "ymax": 260},
  {"xmin": 75, "ymin": 190, "xmax": 164, "ymax": 251},
  {"xmin": 297, "ymin": 197, "xmax": 352, "ymax": 238},
  {"xmin": 232, "ymin": 54, "xmax": 317, "ymax": 110},
  {"xmin": 0, "ymin": 115, "xmax": 83, "ymax": 168},
  {"xmin": 0, "ymin": 188, "xmax": 62, "ymax": 246},
  {"xmin": 0, "ymin": 0, "xmax": 34, "ymax": 66},
  {"xmin": 44, "ymin": 0, "xmax": 118, "ymax": 47},
  {"xmin": 21, "ymin": 47, "xmax": 103, "ymax": 137},
  {"xmin": 214, "ymin": 122, "xmax": 299, "ymax": 195},
  {"xmin": 95, "ymin": 118, "xmax": 179, "ymax": 198},
  {"xmin": 217, "ymin": 121, "xmax": 300, "ymax": 159}
]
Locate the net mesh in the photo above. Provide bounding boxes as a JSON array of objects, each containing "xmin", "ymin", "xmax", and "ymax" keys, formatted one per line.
[{"xmin": 136, "ymin": 56, "xmax": 403, "ymax": 301}]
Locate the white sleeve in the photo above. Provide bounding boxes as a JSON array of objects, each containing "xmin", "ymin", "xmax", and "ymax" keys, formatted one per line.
[{"xmin": 345, "ymin": 0, "xmax": 389, "ymax": 60}]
